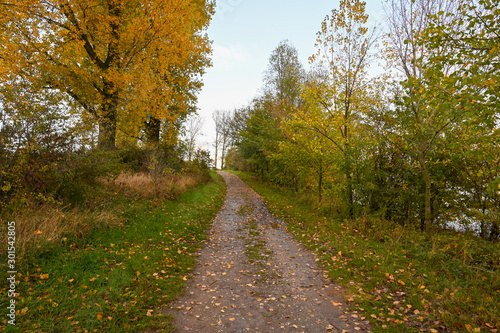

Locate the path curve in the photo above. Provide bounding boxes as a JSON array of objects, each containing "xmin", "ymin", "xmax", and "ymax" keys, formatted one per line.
[{"xmin": 168, "ymin": 172, "xmax": 371, "ymax": 332}]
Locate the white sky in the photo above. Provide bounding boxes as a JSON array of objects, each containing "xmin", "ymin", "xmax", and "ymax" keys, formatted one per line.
[{"xmin": 196, "ymin": 0, "xmax": 386, "ymax": 152}]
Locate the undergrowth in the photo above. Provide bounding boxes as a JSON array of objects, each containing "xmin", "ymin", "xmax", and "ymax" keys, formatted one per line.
[{"xmin": 0, "ymin": 171, "xmax": 226, "ymax": 332}]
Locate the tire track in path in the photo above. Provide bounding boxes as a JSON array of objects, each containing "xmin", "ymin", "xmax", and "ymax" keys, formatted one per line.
[{"xmin": 168, "ymin": 172, "xmax": 372, "ymax": 333}]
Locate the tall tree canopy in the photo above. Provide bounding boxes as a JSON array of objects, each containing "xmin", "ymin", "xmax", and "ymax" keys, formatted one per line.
[
  {"xmin": 0, "ymin": 0, "xmax": 214, "ymax": 149},
  {"xmin": 301, "ymin": 0, "xmax": 377, "ymax": 216},
  {"xmin": 263, "ymin": 39, "xmax": 304, "ymax": 108}
]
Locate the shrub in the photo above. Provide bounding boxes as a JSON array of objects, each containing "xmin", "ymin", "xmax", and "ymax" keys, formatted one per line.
[
  {"xmin": 1, "ymin": 148, "xmax": 123, "ymax": 211},
  {"xmin": 184, "ymin": 148, "xmax": 212, "ymax": 183}
]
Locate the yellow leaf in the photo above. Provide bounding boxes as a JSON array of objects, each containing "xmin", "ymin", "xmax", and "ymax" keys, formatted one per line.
[
  {"xmin": 398, "ymin": 280, "xmax": 405, "ymax": 286},
  {"xmin": 40, "ymin": 274, "xmax": 49, "ymax": 280},
  {"xmin": 34, "ymin": 230, "xmax": 42, "ymax": 235},
  {"xmin": 465, "ymin": 324, "xmax": 472, "ymax": 331},
  {"xmin": 97, "ymin": 313, "xmax": 103, "ymax": 320}
]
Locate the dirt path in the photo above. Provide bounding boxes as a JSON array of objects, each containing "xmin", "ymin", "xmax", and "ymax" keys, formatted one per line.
[{"xmin": 167, "ymin": 172, "xmax": 371, "ymax": 332}]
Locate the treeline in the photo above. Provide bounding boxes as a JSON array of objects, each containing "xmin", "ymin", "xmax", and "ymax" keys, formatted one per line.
[
  {"xmin": 0, "ymin": 0, "xmax": 215, "ymax": 211},
  {"xmin": 221, "ymin": 0, "xmax": 500, "ymax": 240}
]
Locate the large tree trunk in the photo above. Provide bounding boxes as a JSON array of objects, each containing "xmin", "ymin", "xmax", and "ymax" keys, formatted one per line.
[
  {"xmin": 221, "ymin": 136, "xmax": 227, "ymax": 170},
  {"xmin": 214, "ymin": 131, "xmax": 219, "ymax": 170},
  {"xmin": 344, "ymin": 141, "xmax": 354, "ymax": 218},
  {"xmin": 346, "ymin": 172, "xmax": 354, "ymax": 217},
  {"xmin": 145, "ymin": 117, "xmax": 161, "ymax": 147},
  {"xmin": 98, "ymin": 119, "xmax": 116, "ymax": 150},
  {"xmin": 97, "ymin": 77, "xmax": 119, "ymax": 150},
  {"xmin": 97, "ymin": 94, "xmax": 118, "ymax": 150},
  {"xmin": 318, "ymin": 160, "xmax": 323, "ymax": 203}
]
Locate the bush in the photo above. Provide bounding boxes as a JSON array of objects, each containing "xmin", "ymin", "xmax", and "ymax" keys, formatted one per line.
[
  {"xmin": 1, "ymin": 148, "xmax": 123, "ymax": 210},
  {"xmin": 118, "ymin": 143, "xmax": 185, "ymax": 174},
  {"xmin": 185, "ymin": 149, "xmax": 212, "ymax": 183},
  {"xmin": 55, "ymin": 150, "xmax": 123, "ymax": 204}
]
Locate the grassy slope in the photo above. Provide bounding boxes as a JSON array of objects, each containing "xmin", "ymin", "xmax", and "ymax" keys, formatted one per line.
[
  {"xmin": 231, "ymin": 171, "xmax": 500, "ymax": 333},
  {"xmin": 0, "ymin": 172, "xmax": 226, "ymax": 333}
]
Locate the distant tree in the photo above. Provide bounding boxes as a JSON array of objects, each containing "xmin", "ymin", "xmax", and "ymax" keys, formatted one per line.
[
  {"xmin": 382, "ymin": 0, "xmax": 460, "ymax": 231},
  {"xmin": 212, "ymin": 110, "xmax": 223, "ymax": 169},
  {"xmin": 420, "ymin": 0, "xmax": 500, "ymax": 238},
  {"xmin": 182, "ymin": 114, "xmax": 204, "ymax": 162},
  {"xmin": 300, "ymin": 0, "xmax": 377, "ymax": 216},
  {"xmin": 263, "ymin": 40, "xmax": 305, "ymax": 108}
]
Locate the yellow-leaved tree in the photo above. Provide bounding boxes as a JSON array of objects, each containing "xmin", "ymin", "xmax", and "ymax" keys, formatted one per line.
[
  {"xmin": 0, "ymin": 0, "xmax": 214, "ymax": 149},
  {"xmin": 290, "ymin": 0, "xmax": 376, "ymax": 216}
]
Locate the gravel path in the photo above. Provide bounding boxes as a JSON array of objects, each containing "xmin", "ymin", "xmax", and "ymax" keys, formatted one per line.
[{"xmin": 168, "ymin": 172, "xmax": 372, "ymax": 332}]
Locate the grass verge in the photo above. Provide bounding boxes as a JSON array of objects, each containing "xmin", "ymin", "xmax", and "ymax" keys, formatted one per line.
[
  {"xmin": 231, "ymin": 171, "xmax": 500, "ymax": 333},
  {"xmin": 0, "ymin": 171, "xmax": 225, "ymax": 332}
]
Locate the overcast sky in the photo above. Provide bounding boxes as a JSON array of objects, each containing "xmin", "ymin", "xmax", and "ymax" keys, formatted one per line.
[{"xmin": 195, "ymin": 0, "xmax": 385, "ymax": 151}]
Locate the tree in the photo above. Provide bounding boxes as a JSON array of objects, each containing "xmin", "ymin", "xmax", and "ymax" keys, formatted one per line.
[
  {"xmin": 382, "ymin": 0, "xmax": 459, "ymax": 231},
  {"xmin": 0, "ymin": 0, "xmax": 214, "ymax": 150},
  {"xmin": 419, "ymin": 0, "xmax": 500, "ymax": 238},
  {"xmin": 299, "ymin": 0, "xmax": 377, "ymax": 216},
  {"xmin": 263, "ymin": 40, "xmax": 305, "ymax": 108}
]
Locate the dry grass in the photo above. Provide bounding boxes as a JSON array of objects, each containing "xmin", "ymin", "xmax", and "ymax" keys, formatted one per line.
[
  {"xmin": 0, "ymin": 171, "xmax": 207, "ymax": 258},
  {"xmin": 0, "ymin": 204, "xmax": 122, "ymax": 258},
  {"xmin": 113, "ymin": 171, "xmax": 202, "ymax": 199}
]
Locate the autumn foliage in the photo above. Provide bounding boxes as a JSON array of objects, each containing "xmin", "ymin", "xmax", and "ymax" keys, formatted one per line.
[
  {"xmin": 231, "ymin": 0, "xmax": 500, "ymax": 240},
  {"xmin": 0, "ymin": 0, "xmax": 214, "ymax": 149}
]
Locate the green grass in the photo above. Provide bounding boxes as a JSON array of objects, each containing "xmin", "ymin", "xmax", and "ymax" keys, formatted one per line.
[
  {"xmin": 0, "ymin": 172, "xmax": 226, "ymax": 333},
  {"xmin": 230, "ymin": 170, "xmax": 500, "ymax": 333}
]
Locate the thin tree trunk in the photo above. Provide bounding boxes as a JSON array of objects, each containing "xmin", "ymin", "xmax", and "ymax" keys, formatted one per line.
[
  {"xmin": 214, "ymin": 132, "xmax": 219, "ymax": 170},
  {"xmin": 98, "ymin": 120, "xmax": 116, "ymax": 150},
  {"xmin": 97, "ymin": 2, "xmax": 121, "ymax": 151},
  {"xmin": 418, "ymin": 154, "xmax": 432, "ymax": 232},
  {"xmin": 97, "ymin": 90, "xmax": 117, "ymax": 150}
]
